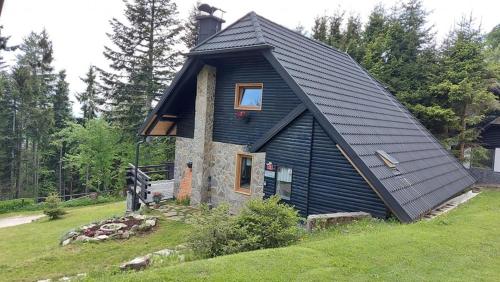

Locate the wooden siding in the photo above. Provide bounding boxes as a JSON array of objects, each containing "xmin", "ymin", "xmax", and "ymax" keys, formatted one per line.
[
  {"xmin": 308, "ymin": 120, "xmax": 388, "ymax": 218},
  {"xmin": 211, "ymin": 53, "xmax": 302, "ymax": 145},
  {"xmin": 481, "ymin": 125, "xmax": 500, "ymax": 149},
  {"xmin": 263, "ymin": 112, "xmax": 313, "ymax": 215},
  {"xmin": 170, "ymin": 77, "xmax": 196, "ymax": 138}
]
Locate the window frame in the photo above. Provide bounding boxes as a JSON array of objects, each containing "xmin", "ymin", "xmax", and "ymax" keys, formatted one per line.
[
  {"xmin": 235, "ymin": 153, "xmax": 253, "ymax": 195},
  {"xmin": 275, "ymin": 166, "xmax": 293, "ymax": 201},
  {"xmin": 234, "ymin": 83, "xmax": 263, "ymax": 111}
]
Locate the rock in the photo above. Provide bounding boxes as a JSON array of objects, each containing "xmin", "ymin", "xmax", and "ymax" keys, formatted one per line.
[
  {"xmin": 136, "ymin": 223, "xmax": 152, "ymax": 232},
  {"xmin": 130, "ymin": 225, "xmax": 139, "ymax": 232},
  {"xmin": 120, "ymin": 255, "xmax": 151, "ymax": 271},
  {"xmin": 96, "ymin": 235, "xmax": 109, "ymax": 240},
  {"xmin": 100, "ymin": 223, "xmax": 127, "ymax": 232},
  {"xmin": 61, "ymin": 239, "xmax": 72, "ymax": 246},
  {"xmin": 37, "ymin": 279, "xmax": 51, "ymax": 282},
  {"xmin": 121, "ymin": 231, "xmax": 130, "ymax": 239},
  {"xmin": 306, "ymin": 212, "xmax": 372, "ymax": 231},
  {"xmin": 153, "ymin": 249, "xmax": 174, "ymax": 257},
  {"xmin": 164, "ymin": 211, "xmax": 177, "ymax": 217},
  {"xmin": 59, "ymin": 277, "xmax": 71, "ymax": 281},
  {"xmin": 131, "ymin": 214, "xmax": 146, "ymax": 220},
  {"xmin": 75, "ymin": 235, "xmax": 90, "ymax": 241},
  {"xmin": 145, "ymin": 219, "xmax": 156, "ymax": 227}
]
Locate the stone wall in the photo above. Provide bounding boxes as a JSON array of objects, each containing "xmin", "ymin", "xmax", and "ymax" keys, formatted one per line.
[
  {"xmin": 173, "ymin": 137, "xmax": 195, "ymax": 197},
  {"xmin": 209, "ymin": 142, "xmax": 265, "ymax": 213},
  {"xmin": 191, "ymin": 65, "xmax": 217, "ymax": 205}
]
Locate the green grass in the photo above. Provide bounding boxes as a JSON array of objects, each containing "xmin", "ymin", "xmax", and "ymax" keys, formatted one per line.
[
  {"xmin": 88, "ymin": 191, "xmax": 500, "ymax": 281},
  {"xmin": 0, "ymin": 202, "xmax": 192, "ymax": 282}
]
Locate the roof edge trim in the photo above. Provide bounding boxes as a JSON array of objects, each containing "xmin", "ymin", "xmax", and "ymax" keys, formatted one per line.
[{"xmin": 250, "ymin": 103, "xmax": 307, "ymax": 153}]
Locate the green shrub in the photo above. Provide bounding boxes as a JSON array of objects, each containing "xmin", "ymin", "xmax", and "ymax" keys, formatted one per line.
[
  {"xmin": 61, "ymin": 195, "xmax": 122, "ymax": 208},
  {"xmin": 0, "ymin": 195, "xmax": 123, "ymax": 214},
  {"xmin": 175, "ymin": 196, "xmax": 190, "ymax": 206},
  {"xmin": 0, "ymin": 198, "xmax": 37, "ymax": 213},
  {"xmin": 43, "ymin": 194, "xmax": 66, "ymax": 220},
  {"xmin": 188, "ymin": 196, "xmax": 301, "ymax": 258},
  {"xmin": 236, "ymin": 196, "xmax": 302, "ymax": 250},
  {"xmin": 188, "ymin": 204, "xmax": 246, "ymax": 258}
]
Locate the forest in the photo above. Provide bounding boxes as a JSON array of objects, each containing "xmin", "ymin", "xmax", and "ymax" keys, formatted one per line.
[{"xmin": 0, "ymin": 0, "xmax": 498, "ymax": 200}]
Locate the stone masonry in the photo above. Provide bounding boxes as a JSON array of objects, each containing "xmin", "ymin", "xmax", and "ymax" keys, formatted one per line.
[
  {"xmin": 191, "ymin": 65, "xmax": 217, "ymax": 205},
  {"xmin": 209, "ymin": 142, "xmax": 265, "ymax": 213}
]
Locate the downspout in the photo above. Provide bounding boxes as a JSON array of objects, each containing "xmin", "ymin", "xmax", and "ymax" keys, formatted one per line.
[{"xmin": 133, "ymin": 138, "xmax": 146, "ymax": 211}]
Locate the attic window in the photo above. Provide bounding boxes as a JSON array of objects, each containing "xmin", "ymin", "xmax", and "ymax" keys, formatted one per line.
[
  {"xmin": 376, "ymin": 150, "xmax": 399, "ymax": 169},
  {"xmin": 234, "ymin": 83, "xmax": 263, "ymax": 110}
]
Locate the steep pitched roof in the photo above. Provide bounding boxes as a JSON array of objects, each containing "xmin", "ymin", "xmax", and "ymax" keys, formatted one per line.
[{"xmin": 147, "ymin": 12, "xmax": 475, "ymax": 222}]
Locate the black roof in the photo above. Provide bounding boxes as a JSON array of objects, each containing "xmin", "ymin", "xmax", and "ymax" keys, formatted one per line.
[{"xmin": 143, "ymin": 12, "xmax": 475, "ymax": 222}]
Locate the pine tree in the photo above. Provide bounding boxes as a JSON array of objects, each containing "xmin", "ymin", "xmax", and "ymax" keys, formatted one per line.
[
  {"xmin": 53, "ymin": 70, "xmax": 72, "ymax": 130},
  {"xmin": 13, "ymin": 30, "xmax": 57, "ymax": 198},
  {"xmin": 328, "ymin": 10, "xmax": 344, "ymax": 48},
  {"xmin": 183, "ymin": 1, "xmax": 200, "ymax": 49},
  {"xmin": 312, "ymin": 16, "xmax": 328, "ymax": 43},
  {"xmin": 434, "ymin": 16, "xmax": 498, "ymax": 160},
  {"xmin": 100, "ymin": 0, "xmax": 183, "ymax": 134},
  {"xmin": 77, "ymin": 66, "xmax": 102, "ymax": 121},
  {"xmin": 342, "ymin": 14, "xmax": 363, "ymax": 60}
]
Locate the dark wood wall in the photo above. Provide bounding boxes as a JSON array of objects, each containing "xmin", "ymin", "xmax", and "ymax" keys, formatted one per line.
[
  {"xmin": 263, "ymin": 114, "xmax": 388, "ymax": 218},
  {"xmin": 211, "ymin": 53, "xmax": 302, "ymax": 145},
  {"xmin": 480, "ymin": 125, "xmax": 500, "ymax": 149}
]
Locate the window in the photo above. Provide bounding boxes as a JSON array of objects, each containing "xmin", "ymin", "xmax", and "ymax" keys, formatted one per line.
[
  {"xmin": 235, "ymin": 153, "xmax": 253, "ymax": 194},
  {"xmin": 234, "ymin": 83, "xmax": 263, "ymax": 110},
  {"xmin": 276, "ymin": 167, "xmax": 292, "ymax": 200}
]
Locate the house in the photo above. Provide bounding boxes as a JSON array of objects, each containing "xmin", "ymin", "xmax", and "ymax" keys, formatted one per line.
[
  {"xmin": 469, "ymin": 117, "xmax": 500, "ymax": 185},
  {"xmin": 139, "ymin": 6, "xmax": 475, "ymax": 222}
]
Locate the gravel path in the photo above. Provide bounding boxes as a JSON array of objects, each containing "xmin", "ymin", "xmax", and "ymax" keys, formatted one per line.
[{"xmin": 0, "ymin": 214, "xmax": 45, "ymax": 228}]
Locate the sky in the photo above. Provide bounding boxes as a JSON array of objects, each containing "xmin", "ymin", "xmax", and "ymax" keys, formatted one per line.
[{"xmin": 1, "ymin": 0, "xmax": 499, "ymax": 116}]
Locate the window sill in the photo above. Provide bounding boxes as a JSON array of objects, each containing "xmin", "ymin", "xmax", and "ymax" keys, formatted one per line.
[
  {"xmin": 234, "ymin": 106, "xmax": 261, "ymax": 111},
  {"xmin": 234, "ymin": 188, "xmax": 251, "ymax": 196}
]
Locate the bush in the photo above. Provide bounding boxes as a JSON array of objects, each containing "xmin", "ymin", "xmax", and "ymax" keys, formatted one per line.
[
  {"xmin": 0, "ymin": 198, "xmax": 37, "ymax": 214},
  {"xmin": 43, "ymin": 194, "xmax": 66, "ymax": 220},
  {"xmin": 188, "ymin": 196, "xmax": 301, "ymax": 258},
  {"xmin": 175, "ymin": 196, "xmax": 190, "ymax": 206},
  {"xmin": 188, "ymin": 204, "xmax": 246, "ymax": 258},
  {"xmin": 236, "ymin": 196, "xmax": 302, "ymax": 250}
]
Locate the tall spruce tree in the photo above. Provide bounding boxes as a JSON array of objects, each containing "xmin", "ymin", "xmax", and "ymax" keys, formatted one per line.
[
  {"xmin": 77, "ymin": 66, "xmax": 102, "ymax": 121},
  {"xmin": 434, "ymin": 16, "xmax": 498, "ymax": 160},
  {"xmin": 328, "ymin": 10, "xmax": 344, "ymax": 48},
  {"xmin": 13, "ymin": 30, "xmax": 57, "ymax": 198},
  {"xmin": 183, "ymin": 1, "xmax": 200, "ymax": 49},
  {"xmin": 312, "ymin": 16, "xmax": 328, "ymax": 43},
  {"xmin": 53, "ymin": 70, "xmax": 72, "ymax": 130},
  {"xmin": 100, "ymin": 0, "xmax": 183, "ymax": 134}
]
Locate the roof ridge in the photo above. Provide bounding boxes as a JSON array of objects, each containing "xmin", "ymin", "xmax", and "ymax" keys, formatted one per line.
[
  {"xmin": 191, "ymin": 11, "xmax": 255, "ymax": 52},
  {"xmin": 249, "ymin": 11, "xmax": 266, "ymax": 44},
  {"xmin": 254, "ymin": 13, "xmax": 349, "ymax": 57}
]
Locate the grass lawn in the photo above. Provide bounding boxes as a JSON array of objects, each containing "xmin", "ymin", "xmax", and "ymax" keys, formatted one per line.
[
  {"xmin": 88, "ymin": 190, "xmax": 500, "ymax": 281},
  {"xmin": 0, "ymin": 202, "xmax": 192, "ymax": 282}
]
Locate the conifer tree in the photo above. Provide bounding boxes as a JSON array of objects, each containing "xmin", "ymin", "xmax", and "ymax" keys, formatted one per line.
[
  {"xmin": 434, "ymin": 16, "xmax": 498, "ymax": 160},
  {"xmin": 77, "ymin": 66, "xmax": 102, "ymax": 121},
  {"xmin": 53, "ymin": 70, "xmax": 72, "ymax": 130},
  {"xmin": 100, "ymin": 0, "xmax": 183, "ymax": 134},
  {"xmin": 183, "ymin": 1, "xmax": 200, "ymax": 49},
  {"xmin": 312, "ymin": 16, "xmax": 328, "ymax": 43}
]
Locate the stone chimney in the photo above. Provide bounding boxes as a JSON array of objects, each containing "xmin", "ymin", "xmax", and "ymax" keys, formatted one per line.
[{"xmin": 196, "ymin": 3, "xmax": 225, "ymax": 44}]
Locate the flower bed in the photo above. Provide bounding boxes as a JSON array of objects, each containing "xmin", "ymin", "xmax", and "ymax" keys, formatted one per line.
[{"xmin": 60, "ymin": 214, "xmax": 158, "ymax": 246}]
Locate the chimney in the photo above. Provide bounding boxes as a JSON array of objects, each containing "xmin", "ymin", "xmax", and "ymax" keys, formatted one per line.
[{"xmin": 196, "ymin": 3, "xmax": 225, "ymax": 45}]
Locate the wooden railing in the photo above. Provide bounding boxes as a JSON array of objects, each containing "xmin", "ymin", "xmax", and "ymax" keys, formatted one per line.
[{"xmin": 125, "ymin": 163, "xmax": 174, "ymax": 207}]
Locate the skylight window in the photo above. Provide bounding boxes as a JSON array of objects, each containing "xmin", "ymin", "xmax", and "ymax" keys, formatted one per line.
[{"xmin": 376, "ymin": 150, "xmax": 399, "ymax": 169}]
